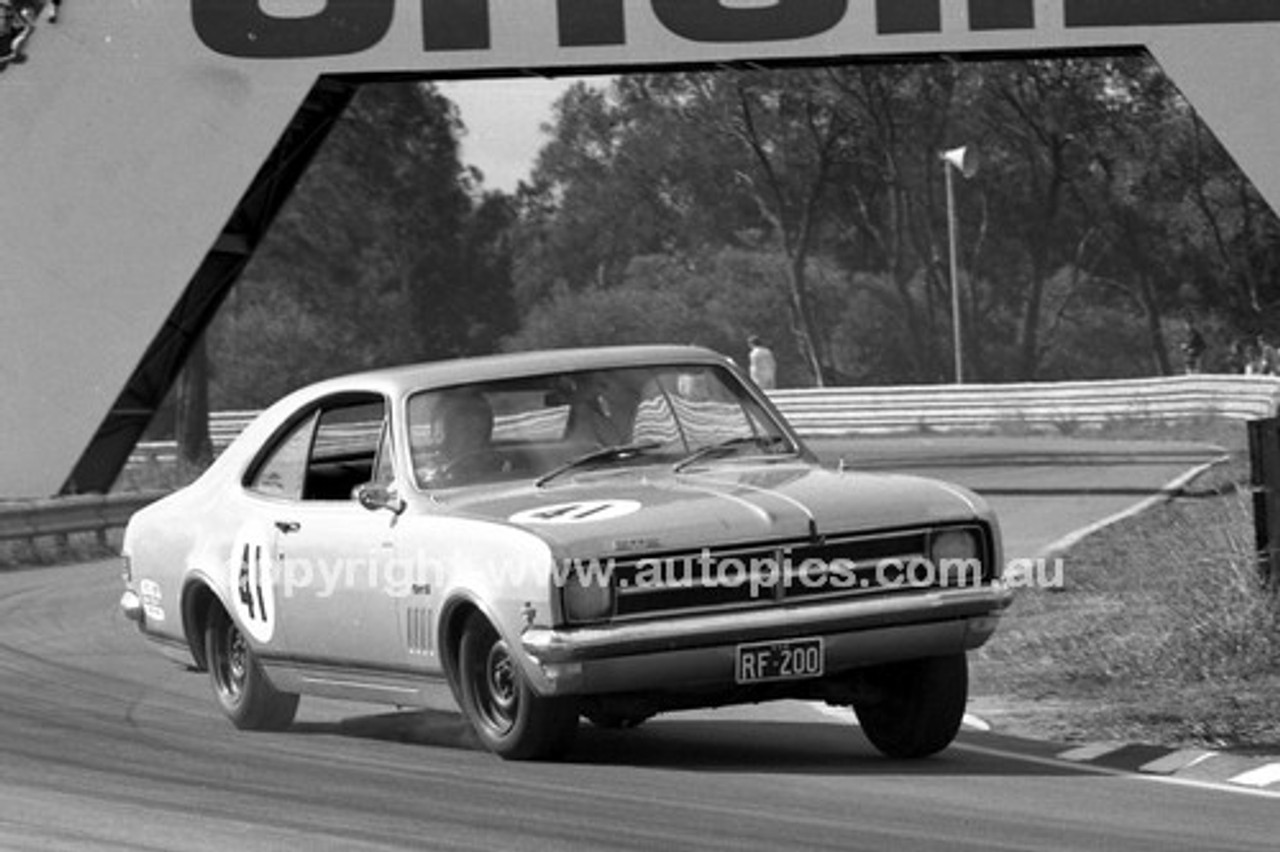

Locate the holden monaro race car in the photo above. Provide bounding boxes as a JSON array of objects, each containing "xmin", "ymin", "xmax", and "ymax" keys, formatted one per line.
[{"xmin": 120, "ymin": 345, "xmax": 1010, "ymax": 760}]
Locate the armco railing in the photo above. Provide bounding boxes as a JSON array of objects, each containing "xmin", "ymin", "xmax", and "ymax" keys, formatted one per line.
[
  {"xmin": 125, "ymin": 375, "xmax": 1280, "ymax": 460},
  {"xmin": 769, "ymin": 374, "xmax": 1280, "ymax": 435},
  {"xmin": 0, "ymin": 491, "xmax": 166, "ymax": 548},
  {"xmin": 7, "ymin": 374, "xmax": 1279, "ymax": 546}
]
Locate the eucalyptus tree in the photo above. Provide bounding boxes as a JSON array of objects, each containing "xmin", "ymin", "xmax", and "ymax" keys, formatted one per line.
[
  {"xmin": 209, "ymin": 81, "xmax": 480, "ymax": 409},
  {"xmin": 519, "ymin": 70, "xmax": 859, "ymax": 385}
]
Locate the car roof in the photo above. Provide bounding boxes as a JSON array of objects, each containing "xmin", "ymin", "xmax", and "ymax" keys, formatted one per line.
[
  {"xmin": 214, "ymin": 345, "xmax": 755, "ymax": 481},
  {"xmin": 295, "ymin": 345, "xmax": 736, "ymax": 400}
]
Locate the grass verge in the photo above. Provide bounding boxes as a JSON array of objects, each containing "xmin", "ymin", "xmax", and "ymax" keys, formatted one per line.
[{"xmin": 971, "ymin": 448, "xmax": 1280, "ymax": 753}]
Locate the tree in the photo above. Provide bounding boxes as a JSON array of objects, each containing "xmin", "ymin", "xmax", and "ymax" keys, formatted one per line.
[
  {"xmin": 209, "ymin": 82, "xmax": 513, "ymax": 408},
  {"xmin": 504, "ymin": 59, "xmax": 1280, "ymax": 385}
]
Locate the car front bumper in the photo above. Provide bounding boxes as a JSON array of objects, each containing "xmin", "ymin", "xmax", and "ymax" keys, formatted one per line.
[{"xmin": 519, "ymin": 583, "xmax": 1012, "ymax": 696}]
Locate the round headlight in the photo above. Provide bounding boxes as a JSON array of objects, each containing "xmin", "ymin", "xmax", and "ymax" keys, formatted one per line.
[
  {"xmin": 929, "ymin": 528, "xmax": 984, "ymax": 588},
  {"xmin": 562, "ymin": 572, "xmax": 614, "ymax": 624}
]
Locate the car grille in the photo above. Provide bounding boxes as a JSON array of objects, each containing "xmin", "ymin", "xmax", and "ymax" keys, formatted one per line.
[{"xmin": 610, "ymin": 526, "xmax": 988, "ymax": 620}]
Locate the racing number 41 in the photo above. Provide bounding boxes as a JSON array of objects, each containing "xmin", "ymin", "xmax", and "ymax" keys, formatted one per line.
[{"xmin": 237, "ymin": 544, "xmax": 269, "ymax": 624}]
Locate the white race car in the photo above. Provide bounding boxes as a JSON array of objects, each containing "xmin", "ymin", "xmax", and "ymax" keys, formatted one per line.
[{"xmin": 121, "ymin": 345, "xmax": 1010, "ymax": 760}]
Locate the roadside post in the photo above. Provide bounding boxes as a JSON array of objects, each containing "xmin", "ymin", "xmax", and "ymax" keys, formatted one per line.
[{"xmin": 1247, "ymin": 417, "xmax": 1280, "ymax": 588}]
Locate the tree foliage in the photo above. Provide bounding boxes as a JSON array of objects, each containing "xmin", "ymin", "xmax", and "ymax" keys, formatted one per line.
[
  {"xmin": 507, "ymin": 57, "xmax": 1280, "ymax": 385},
  {"xmin": 207, "ymin": 82, "xmax": 517, "ymax": 409},
  {"xmin": 194, "ymin": 57, "xmax": 1280, "ymax": 419}
]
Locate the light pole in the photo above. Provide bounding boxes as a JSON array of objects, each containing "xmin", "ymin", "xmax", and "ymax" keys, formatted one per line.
[{"xmin": 942, "ymin": 145, "xmax": 977, "ymax": 384}]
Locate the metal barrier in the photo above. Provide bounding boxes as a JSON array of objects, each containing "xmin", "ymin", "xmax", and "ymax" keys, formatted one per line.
[
  {"xmin": 768, "ymin": 374, "xmax": 1280, "ymax": 435},
  {"xmin": 14, "ymin": 374, "xmax": 1280, "ymax": 548},
  {"xmin": 0, "ymin": 492, "xmax": 166, "ymax": 547},
  {"xmin": 126, "ymin": 375, "xmax": 1280, "ymax": 462}
]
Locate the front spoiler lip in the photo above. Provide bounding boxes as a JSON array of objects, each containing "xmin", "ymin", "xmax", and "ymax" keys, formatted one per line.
[{"xmin": 522, "ymin": 583, "xmax": 1012, "ymax": 663}]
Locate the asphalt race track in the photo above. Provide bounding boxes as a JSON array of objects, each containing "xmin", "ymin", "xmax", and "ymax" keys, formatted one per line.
[
  {"xmin": 810, "ymin": 435, "xmax": 1227, "ymax": 559},
  {"xmin": 2, "ymin": 438, "xmax": 1274, "ymax": 851}
]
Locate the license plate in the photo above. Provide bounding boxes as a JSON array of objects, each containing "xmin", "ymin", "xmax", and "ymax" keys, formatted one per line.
[{"xmin": 735, "ymin": 637, "xmax": 824, "ymax": 684}]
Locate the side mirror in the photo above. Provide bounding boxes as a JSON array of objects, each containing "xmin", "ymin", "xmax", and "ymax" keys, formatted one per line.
[{"xmin": 356, "ymin": 483, "xmax": 405, "ymax": 516}]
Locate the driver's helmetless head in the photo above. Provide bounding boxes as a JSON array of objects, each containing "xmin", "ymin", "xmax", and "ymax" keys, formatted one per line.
[{"xmin": 433, "ymin": 391, "xmax": 493, "ymax": 453}]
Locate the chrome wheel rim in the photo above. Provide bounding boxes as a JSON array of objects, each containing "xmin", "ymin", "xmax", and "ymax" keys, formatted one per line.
[
  {"xmin": 476, "ymin": 638, "xmax": 518, "ymax": 734},
  {"xmin": 215, "ymin": 620, "xmax": 248, "ymax": 704}
]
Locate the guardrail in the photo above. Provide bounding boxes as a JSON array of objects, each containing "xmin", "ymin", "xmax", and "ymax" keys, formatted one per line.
[
  {"xmin": 13, "ymin": 374, "xmax": 1279, "ymax": 548},
  {"xmin": 0, "ymin": 491, "xmax": 166, "ymax": 548},
  {"xmin": 768, "ymin": 374, "xmax": 1280, "ymax": 435},
  {"xmin": 123, "ymin": 375, "xmax": 1280, "ymax": 462}
]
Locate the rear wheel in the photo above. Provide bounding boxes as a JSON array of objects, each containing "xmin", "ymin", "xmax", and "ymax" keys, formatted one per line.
[
  {"xmin": 852, "ymin": 653, "xmax": 967, "ymax": 759},
  {"xmin": 457, "ymin": 613, "xmax": 578, "ymax": 760},
  {"xmin": 205, "ymin": 604, "xmax": 298, "ymax": 731}
]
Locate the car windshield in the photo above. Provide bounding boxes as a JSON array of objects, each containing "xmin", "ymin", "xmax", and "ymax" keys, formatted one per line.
[{"xmin": 406, "ymin": 363, "xmax": 796, "ymax": 489}]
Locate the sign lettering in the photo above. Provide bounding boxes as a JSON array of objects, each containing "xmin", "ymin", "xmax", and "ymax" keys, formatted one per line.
[
  {"xmin": 651, "ymin": 0, "xmax": 848, "ymax": 43},
  {"xmin": 192, "ymin": 0, "xmax": 1280, "ymax": 60},
  {"xmin": 1064, "ymin": 0, "xmax": 1280, "ymax": 28},
  {"xmin": 192, "ymin": 0, "xmax": 395, "ymax": 58}
]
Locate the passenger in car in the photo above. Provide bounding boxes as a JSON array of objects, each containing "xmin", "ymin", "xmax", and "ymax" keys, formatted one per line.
[{"xmin": 565, "ymin": 374, "xmax": 631, "ymax": 447}]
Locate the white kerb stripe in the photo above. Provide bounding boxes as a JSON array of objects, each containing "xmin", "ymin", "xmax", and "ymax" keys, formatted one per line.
[
  {"xmin": 1056, "ymin": 742, "xmax": 1128, "ymax": 762},
  {"xmin": 1230, "ymin": 763, "xmax": 1280, "ymax": 788}
]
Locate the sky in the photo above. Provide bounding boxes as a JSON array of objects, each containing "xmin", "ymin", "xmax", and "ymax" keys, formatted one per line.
[{"xmin": 437, "ymin": 76, "xmax": 609, "ymax": 193}]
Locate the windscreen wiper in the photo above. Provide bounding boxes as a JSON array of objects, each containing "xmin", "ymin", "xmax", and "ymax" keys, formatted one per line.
[
  {"xmin": 535, "ymin": 441, "xmax": 663, "ymax": 488},
  {"xmin": 672, "ymin": 435, "xmax": 794, "ymax": 473}
]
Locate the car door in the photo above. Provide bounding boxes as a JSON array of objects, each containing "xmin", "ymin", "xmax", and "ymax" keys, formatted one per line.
[{"xmin": 249, "ymin": 394, "xmax": 406, "ymax": 670}]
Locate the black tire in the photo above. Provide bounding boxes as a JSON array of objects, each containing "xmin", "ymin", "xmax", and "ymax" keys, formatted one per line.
[
  {"xmin": 852, "ymin": 653, "xmax": 968, "ymax": 759},
  {"xmin": 456, "ymin": 613, "xmax": 578, "ymax": 760},
  {"xmin": 205, "ymin": 604, "xmax": 298, "ymax": 731}
]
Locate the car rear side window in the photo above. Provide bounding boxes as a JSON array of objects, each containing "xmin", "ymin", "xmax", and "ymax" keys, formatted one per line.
[
  {"xmin": 245, "ymin": 394, "xmax": 389, "ymax": 501},
  {"xmin": 248, "ymin": 412, "xmax": 317, "ymax": 499}
]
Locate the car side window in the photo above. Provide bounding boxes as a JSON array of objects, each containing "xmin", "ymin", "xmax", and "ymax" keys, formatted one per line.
[
  {"xmin": 248, "ymin": 412, "xmax": 317, "ymax": 499},
  {"xmin": 303, "ymin": 399, "xmax": 387, "ymax": 501},
  {"xmin": 370, "ymin": 420, "xmax": 394, "ymax": 485}
]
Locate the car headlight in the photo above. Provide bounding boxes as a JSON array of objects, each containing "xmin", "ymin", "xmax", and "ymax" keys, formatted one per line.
[
  {"xmin": 929, "ymin": 528, "xmax": 985, "ymax": 588},
  {"xmin": 561, "ymin": 570, "xmax": 614, "ymax": 624}
]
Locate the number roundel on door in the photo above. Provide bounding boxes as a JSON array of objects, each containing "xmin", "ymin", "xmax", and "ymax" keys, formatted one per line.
[{"xmin": 229, "ymin": 522, "xmax": 278, "ymax": 643}]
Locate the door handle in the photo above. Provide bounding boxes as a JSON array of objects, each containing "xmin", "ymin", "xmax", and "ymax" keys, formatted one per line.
[{"xmin": 275, "ymin": 520, "xmax": 301, "ymax": 534}]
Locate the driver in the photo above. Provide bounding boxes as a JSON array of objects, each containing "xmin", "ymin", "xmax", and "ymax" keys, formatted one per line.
[{"xmin": 414, "ymin": 390, "xmax": 506, "ymax": 486}]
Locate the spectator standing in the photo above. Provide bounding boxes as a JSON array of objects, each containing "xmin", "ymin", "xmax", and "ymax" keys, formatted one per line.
[
  {"xmin": 1181, "ymin": 320, "xmax": 1206, "ymax": 374},
  {"xmin": 748, "ymin": 335, "xmax": 777, "ymax": 390},
  {"xmin": 1229, "ymin": 338, "xmax": 1250, "ymax": 374},
  {"xmin": 1252, "ymin": 334, "xmax": 1279, "ymax": 376}
]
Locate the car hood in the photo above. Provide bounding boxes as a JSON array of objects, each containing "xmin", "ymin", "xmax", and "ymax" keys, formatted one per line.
[{"xmin": 429, "ymin": 461, "xmax": 985, "ymax": 559}]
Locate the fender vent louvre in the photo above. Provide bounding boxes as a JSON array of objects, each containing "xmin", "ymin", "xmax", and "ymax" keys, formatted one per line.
[{"xmin": 407, "ymin": 607, "xmax": 433, "ymax": 655}]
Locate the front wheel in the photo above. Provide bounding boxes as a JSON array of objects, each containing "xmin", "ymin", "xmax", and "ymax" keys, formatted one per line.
[
  {"xmin": 457, "ymin": 613, "xmax": 578, "ymax": 760},
  {"xmin": 852, "ymin": 653, "xmax": 968, "ymax": 759},
  {"xmin": 205, "ymin": 604, "xmax": 298, "ymax": 731}
]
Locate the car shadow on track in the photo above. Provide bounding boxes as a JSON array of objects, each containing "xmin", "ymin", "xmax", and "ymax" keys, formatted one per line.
[{"xmin": 292, "ymin": 707, "xmax": 1082, "ymax": 778}]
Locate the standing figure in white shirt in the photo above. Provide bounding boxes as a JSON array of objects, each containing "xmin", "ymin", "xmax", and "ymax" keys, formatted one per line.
[{"xmin": 747, "ymin": 335, "xmax": 777, "ymax": 390}]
